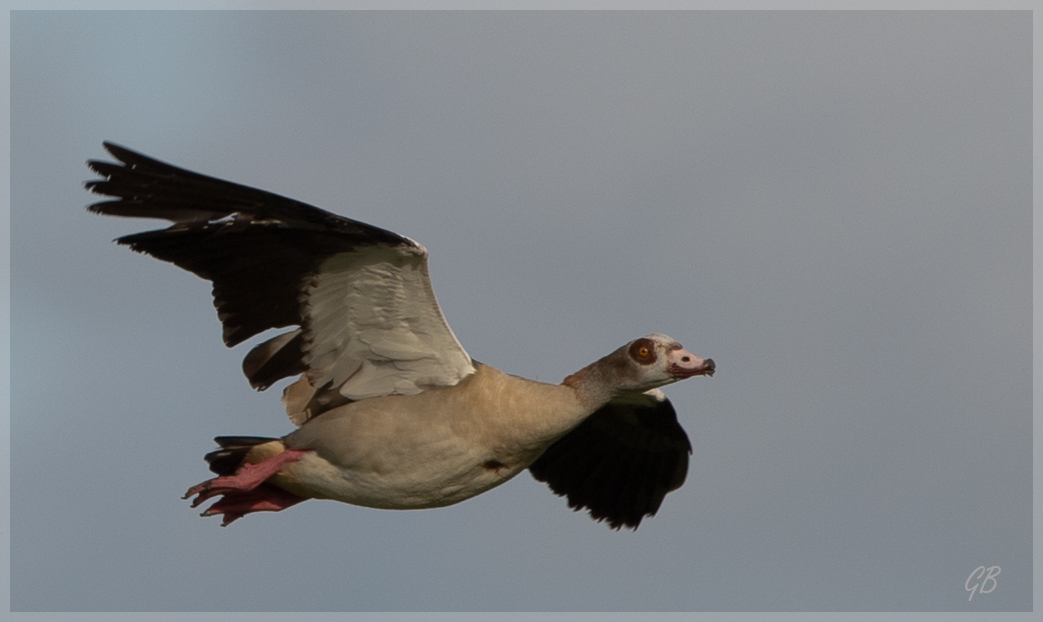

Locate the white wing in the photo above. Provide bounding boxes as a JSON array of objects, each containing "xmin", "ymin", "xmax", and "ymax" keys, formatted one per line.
[
  {"xmin": 87, "ymin": 142, "xmax": 475, "ymax": 425},
  {"xmin": 302, "ymin": 244, "xmax": 473, "ymax": 399}
]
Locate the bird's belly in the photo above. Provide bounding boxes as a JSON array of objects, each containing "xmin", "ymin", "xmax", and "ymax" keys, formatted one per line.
[
  {"xmin": 273, "ymin": 443, "xmax": 528, "ymax": 510},
  {"xmin": 273, "ymin": 370, "xmax": 578, "ymax": 510}
]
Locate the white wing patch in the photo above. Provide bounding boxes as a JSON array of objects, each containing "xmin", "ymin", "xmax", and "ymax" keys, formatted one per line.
[{"xmin": 300, "ymin": 243, "xmax": 475, "ymax": 405}]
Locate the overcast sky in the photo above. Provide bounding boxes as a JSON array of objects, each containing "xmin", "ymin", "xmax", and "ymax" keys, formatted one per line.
[{"xmin": 7, "ymin": 9, "xmax": 1032, "ymax": 616}]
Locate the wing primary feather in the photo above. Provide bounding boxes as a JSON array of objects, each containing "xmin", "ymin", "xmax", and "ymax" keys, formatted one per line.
[
  {"xmin": 88, "ymin": 142, "xmax": 475, "ymax": 421},
  {"xmin": 529, "ymin": 394, "xmax": 693, "ymax": 530}
]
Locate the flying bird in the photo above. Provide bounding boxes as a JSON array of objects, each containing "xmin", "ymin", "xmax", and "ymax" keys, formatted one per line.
[{"xmin": 86, "ymin": 143, "xmax": 715, "ymax": 530}]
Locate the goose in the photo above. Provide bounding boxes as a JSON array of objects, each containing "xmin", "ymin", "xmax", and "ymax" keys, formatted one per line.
[{"xmin": 86, "ymin": 142, "xmax": 715, "ymax": 530}]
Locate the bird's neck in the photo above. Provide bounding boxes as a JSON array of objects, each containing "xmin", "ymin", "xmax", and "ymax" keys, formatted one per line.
[{"xmin": 562, "ymin": 354, "xmax": 627, "ymax": 412}]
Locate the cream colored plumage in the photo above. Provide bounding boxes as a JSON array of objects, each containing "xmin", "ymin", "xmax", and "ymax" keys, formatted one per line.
[
  {"xmin": 87, "ymin": 143, "xmax": 715, "ymax": 530},
  {"xmin": 274, "ymin": 365, "xmax": 587, "ymax": 509}
]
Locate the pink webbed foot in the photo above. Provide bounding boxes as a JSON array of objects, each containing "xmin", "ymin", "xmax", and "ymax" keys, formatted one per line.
[
  {"xmin": 200, "ymin": 484, "xmax": 306, "ymax": 526},
  {"xmin": 184, "ymin": 448, "xmax": 311, "ymax": 525}
]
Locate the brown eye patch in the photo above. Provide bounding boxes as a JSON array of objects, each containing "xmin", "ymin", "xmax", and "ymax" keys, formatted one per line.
[{"xmin": 628, "ymin": 338, "xmax": 657, "ymax": 365}]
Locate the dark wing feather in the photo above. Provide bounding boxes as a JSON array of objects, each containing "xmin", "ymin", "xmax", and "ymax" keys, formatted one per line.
[
  {"xmin": 87, "ymin": 143, "xmax": 476, "ymax": 417},
  {"xmin": 528, "ymin": 392, "xmax": 692, "ymax": 530},
  {"xmin": 86, "ymin": 142, "xmax": 411, "ymax": 348}
]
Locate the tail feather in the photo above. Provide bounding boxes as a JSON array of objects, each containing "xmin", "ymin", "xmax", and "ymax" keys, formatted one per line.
[{"xmin": 204, "ymin": 436, "xmax": 279, "ymax": 475}]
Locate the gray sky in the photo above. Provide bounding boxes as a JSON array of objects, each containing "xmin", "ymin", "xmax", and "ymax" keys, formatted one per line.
[{"xmin": 8, "ymin": 9, "xmax": 1032, "ymax": 614}]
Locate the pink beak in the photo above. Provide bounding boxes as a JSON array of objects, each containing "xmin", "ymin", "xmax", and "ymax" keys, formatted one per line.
[{"xmin": 667, "ymin": 347, "xmax": 715, "ymax": 378}]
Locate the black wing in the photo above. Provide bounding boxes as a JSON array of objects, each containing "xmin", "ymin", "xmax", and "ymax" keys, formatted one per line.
[
  {"xmin": 528, "ymin": 391, "xmax": 692, "ymax": 530},
  {"xmin": 86, "ymin": 141, "xmax": 410, "ymax": 348},
  {"xmin": 86, "ymin": 143, "xmax": 475, "ymax": 422}
]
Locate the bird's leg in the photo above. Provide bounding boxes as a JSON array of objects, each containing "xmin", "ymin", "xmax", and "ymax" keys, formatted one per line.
[{"xmin": 184, "ymin": 448, "xmax": 311, "ymax": 525}]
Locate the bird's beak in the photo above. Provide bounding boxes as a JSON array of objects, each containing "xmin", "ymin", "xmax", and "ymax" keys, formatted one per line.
[{"xmin": 667, "ymin": 347, "xmax": 715, "ymax": 378}]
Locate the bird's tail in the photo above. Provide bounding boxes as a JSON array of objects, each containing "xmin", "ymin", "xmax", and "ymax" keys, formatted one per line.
[{"xmin": 203, "ymin": 435, "xmax": 281, "ymax": 475}]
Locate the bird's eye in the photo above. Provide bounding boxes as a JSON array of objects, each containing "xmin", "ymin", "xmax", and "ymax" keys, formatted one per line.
[{"xmin": 628, "ymin": 338, "xmax": 657, "ymax": 365}]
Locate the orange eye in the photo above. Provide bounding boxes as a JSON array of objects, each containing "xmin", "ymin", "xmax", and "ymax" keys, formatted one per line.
[{"xmin": 628, "ymin": 338, "xmax": 657, "ymax": 365}]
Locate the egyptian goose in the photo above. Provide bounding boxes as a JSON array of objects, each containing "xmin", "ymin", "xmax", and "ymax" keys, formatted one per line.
[{"xmin": 86, "ymin": 143, "xmax": 715, "ymax": 530}]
